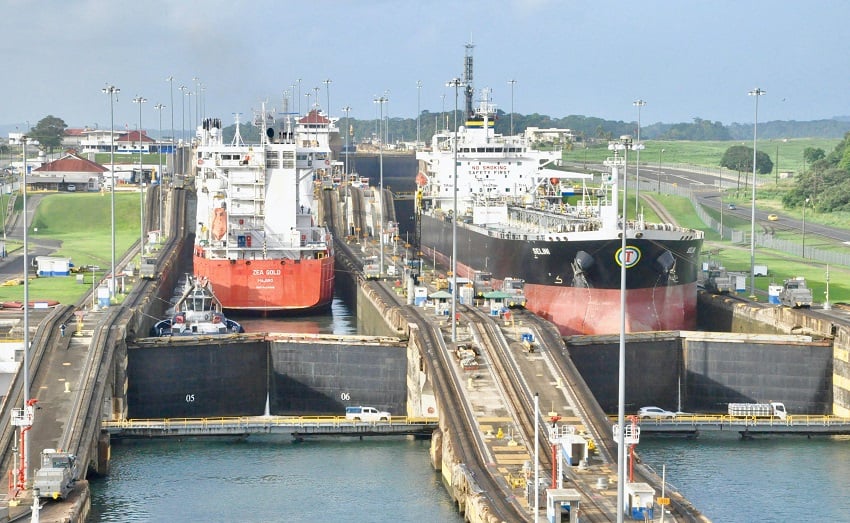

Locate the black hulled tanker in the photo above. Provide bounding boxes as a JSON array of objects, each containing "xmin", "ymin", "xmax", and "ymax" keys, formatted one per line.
[{"xmin": 415, "ymin": 79, "xmax": 703, "ymax": 335}]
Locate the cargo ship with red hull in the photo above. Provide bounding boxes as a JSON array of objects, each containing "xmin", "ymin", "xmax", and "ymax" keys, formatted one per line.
[
  {"xmin": 415, "ymin": 55, "xmax": 703, "ymax": 335},
  {"xmin": 193, "ymin": 108, "xmax": 336, "ymax": 312}
]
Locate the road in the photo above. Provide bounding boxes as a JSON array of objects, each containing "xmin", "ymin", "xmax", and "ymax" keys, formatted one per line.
[
  {"xmin": 577, "ymin": 160, "xmax": 850, "ymax": 246},
  {"xmin": 0, "ymin": 194, "xmax": 62, "ymax": 285}
]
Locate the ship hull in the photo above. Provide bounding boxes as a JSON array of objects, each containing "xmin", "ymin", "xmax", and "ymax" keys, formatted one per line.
[
  {"xmin": 193, "ymin": 251, "xmax": 334, "ymax": 312},
  {"xmin": 421, "ymin": 214, "xmax": 702, "ymax": 335}
]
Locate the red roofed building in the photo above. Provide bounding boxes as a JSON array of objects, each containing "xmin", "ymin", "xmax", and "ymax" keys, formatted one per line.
[
  {"xmin": 117, "ymin": 130, "xmax": 156, "ymax": 154},
  {"xmin": 62, "ymin": 128, "xmax": 89, "ymax": 148},
  {"xmin": 31, "ymin": 152, "xmax": 107, "ymax": 192}
]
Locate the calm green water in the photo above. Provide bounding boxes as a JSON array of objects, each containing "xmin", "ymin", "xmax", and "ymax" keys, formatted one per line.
[
  {"xmin": 94, "ymin": 296, "xmax": 849, "ymax": 521},
  {"xmin": 89, "ymin": 438, "xmax": 461, "ymax": 523},
  {"xmin": 91, "ymin": 296, "xmax": 461, "ymax": 522},
  {"xmin": 637, "ymin": 432, "xmax": 850, "ymax": 522}
]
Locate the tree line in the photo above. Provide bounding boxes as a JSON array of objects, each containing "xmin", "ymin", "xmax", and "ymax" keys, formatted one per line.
[
  {"xmin": 782, "ymin": 133, "xmax": 850, "ymax": 212},
  {"xmin": 15, "ymin": 111, "xmax": 850, "ymax": 159}
]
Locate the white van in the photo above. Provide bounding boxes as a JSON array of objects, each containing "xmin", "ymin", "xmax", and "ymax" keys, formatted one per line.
[{"xmin": 345, "ymin": 406, "xmax": 391, "ymax": 421}]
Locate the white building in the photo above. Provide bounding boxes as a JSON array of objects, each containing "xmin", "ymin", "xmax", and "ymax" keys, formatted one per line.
[{"xmin": 524, "ymin": 127, "xmax": 576, "ymax": 145}]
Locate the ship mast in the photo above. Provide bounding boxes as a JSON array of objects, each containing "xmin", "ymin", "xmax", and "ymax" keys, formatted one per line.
[
  {"xmin": 463, "ymin": 41, "xmax": 475, "ymax": 119},
  {"xmin": 230, "ymin": 113, "xmax": 244, "ymax": 146}
]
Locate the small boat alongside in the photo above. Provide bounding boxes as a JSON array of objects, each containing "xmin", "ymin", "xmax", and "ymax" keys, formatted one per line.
[{"xmin": 150, "ymin": 276, "xmax": 244, "ymax": 336}]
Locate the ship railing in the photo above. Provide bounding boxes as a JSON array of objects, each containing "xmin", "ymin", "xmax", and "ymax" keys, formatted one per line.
[{"xmin": 263, "ymin": 227, "xmax": 330, "ymax": 250}]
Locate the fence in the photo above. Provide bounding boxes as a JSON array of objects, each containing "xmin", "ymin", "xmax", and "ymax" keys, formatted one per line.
[{"xmin": 660, "ymin": 168, "xmax": 850, "ymax": 269}]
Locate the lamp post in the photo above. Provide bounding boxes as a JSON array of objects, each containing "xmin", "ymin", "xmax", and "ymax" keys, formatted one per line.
[
  {"xmin": 508, "ymin": 79, "xmax": 517, "ymax": 136},
  {"xmin": 657, "ymin": 148, "xmax": 665, "ymax": 192},
  {"xmin": 447, "ymin": 78, "xmax": 464, "ymax": 343},
  {"xmin": 802, "ymin": 197, "xmax": 810, "ymax": 258},
  {"xmin": 297, "ymin": 78, "xmax": 302, "ymax": 115},
  {"xmin": 102, "ymin": 84, "xmax": 119, "ymax": 298},
  {"xmin": 20, "ymin": 135, "xmax": 30, "ymax": 485},
  {"xmin": 166, "ymin": 76, "xmax": 174, "ymax": 183},
  {"xmin": 193, "ymin": 77, "xmax": 201, "ymax": 129},
  {"xmin": 416, "ymin": 80, "xmax": 422, "ymax": 147},
  {"xmin": 323, "ymin": 79, "xmax": 332, "ymax": 119},
  {"xmin": 605, "ymin": 134, "xmax": 631, "ymax": 523},
  {"xmin": 619, "ymin": 135, "xmax": 632, "ymax": 523},
  {"xmin": 383, "ymin": 89, "xmax": 391, "ymax": 147},
  {"xmin": 185, "ymin": 90, "xmax": 193, "ymax": 141},
  {"xmin": 441, "ymin": 93, "xmax": 446, "ymax": 129},
  {"xmin": 633, "ymin": 99, "xmax": 646, "ymax": 211},
  {"xmin": 305, "ymin": 92, "xmax": 312, "ymax": 118},
  {"xmin": 178, "ymin": 85, "xmax": 187, "ymax": 144},
  {"xmin": 342, "ymin": 105, "xmax": 351, "ymax": 176},
  {"xmin": 133, "ymin": 96, "xmax": 147, "ymax": 261},
  {"xmin": 374, "ymin": 95, "xmax": 388, "ymax": 277},
  {"xmin": 155, "ymin": 103, "xmax": 165, "ymax": 236},
  {"xmin": 748, "ymin": 88, "xmax": 766, "ymax": 298}
]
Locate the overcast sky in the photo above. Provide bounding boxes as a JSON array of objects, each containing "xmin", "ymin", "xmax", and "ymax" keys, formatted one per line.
[{"xmin": 3, "ymin": 0, "xmax": 848, "ymax": 132}]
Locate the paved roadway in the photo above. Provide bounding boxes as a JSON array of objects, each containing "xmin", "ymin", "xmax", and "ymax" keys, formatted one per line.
[{"xmin": 0, "ymin": 193, "xmax": 62, "ymax": 284}]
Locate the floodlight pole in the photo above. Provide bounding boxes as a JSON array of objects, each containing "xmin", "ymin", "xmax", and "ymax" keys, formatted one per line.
[
  {"xmin": 102, "ymin": 84, "xmax": 119, "ymax": 298},
  {"xmin": 21, "ymin": 135, "xmax": 30, "ymax": 484},
  {"xmin": 633, "ymin": 99, "xmax": 646, "ymax": 211},
  {"xmin": 133, "ymin": 96, "xmax": 147, "ymax": 261},
  {"xmin": 155, "ymin": 103, "xmax": 166, "ymax": 235},
  {"xmin": 748, "ymin": 88, "xmax": 766, "ymax": 298},
  {"xmin": 447, "ymin": 78, "xmax": 464, "ymax": 343}
]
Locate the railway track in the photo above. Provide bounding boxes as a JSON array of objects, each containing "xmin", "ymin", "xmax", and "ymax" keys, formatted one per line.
[
  {"xmin": 0, "ymin": 186, "xmax": 187, "ymax": 487},
  {"xmin": 465, "ymin": 306, "xmax": 616, "ymax": 522},
  {"xmin": 367, "ymin": 281, "xmax": 526, "ymax": 521},
  {"xmin": 518, "ymin": 310, "xmax": 707, "ymax": 521}
]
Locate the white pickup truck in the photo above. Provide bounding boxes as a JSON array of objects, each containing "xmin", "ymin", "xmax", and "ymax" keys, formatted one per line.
[{"xmin": 345, "ymin": 406, "xmax": 391, "ymax": 421}]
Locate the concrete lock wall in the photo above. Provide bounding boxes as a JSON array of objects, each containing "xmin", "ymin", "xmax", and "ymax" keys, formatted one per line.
[
  {"xmin": 566, "ymin": 330, "xmax": 834, "ymax": 415},
  {"xmin": 565, "ymin": 334, "xmax": 680, "ymax": 413},
  {"xmin": 697, "ymin": 291, "xmax": 846, "ymax": 415},
  {"xmin": 682, "ymin": 334, "xmax": 833, "ymax": 414}
]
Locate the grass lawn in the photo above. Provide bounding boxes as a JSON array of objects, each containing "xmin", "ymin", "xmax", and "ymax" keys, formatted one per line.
[
  {"xmin": 563, "ymin": 138, "xmax": 841, "ymax": 175},
  {"xmin": 646, "ymin": 192, "xmax": 850, "ymax": 302},
  {"xmin": 0, "ymin": 192, "xmax": 140, "ymax": 304}
]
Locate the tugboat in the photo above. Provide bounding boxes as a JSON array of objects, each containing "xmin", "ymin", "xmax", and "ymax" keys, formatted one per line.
[{"xmin": 150, "ymin": 276, "xmax": 244, "ymax": 336}]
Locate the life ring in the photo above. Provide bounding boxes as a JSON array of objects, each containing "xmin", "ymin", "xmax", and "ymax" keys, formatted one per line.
[
  {"xmin": 198, "ymin": 159, "xmax": 204, "ymax": 166},
  {"xmin": 427, "ymin": 406, "xmax": 435, "ymax": 414},
  {"xmin": 325, "ymin": 160, "xmax": 330, "ymax": 165}
]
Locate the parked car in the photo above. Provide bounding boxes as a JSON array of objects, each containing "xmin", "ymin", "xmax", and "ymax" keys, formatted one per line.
[
  {"xmin": 767, "ymin": 214, "xmax": 779, "ymax": 221},
  {"xmin": 345, "ymin": 406, "xmax": 391, "ymax": 421},
  {"xmin": 637, "ymin": 406, "xmax": 676, "ymax": 419}
]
